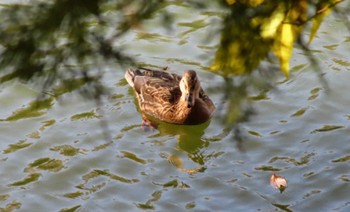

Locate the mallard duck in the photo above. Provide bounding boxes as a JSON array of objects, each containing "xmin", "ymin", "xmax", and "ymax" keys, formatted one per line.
[{"xmin": 125, "ymin": 67, "xmax": 215, "ymax": 125}]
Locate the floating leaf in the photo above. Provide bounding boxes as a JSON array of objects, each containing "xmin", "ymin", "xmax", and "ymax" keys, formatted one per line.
[{"xmin": 270, "ymin": 173, "xmax": 287, "ymax": 193}]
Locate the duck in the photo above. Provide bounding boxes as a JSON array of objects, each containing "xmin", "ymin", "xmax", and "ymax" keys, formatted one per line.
[{"xmin": 125, "ymin": 67, "xmax": 215, "ymax": 125}]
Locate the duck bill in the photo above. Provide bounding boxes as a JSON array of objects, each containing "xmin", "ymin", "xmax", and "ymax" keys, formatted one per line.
[{"xmin": 185, "ymin": 94, "xmax": 194, "ymax": 108}]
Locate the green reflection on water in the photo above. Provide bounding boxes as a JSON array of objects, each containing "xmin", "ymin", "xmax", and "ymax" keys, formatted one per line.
[
  {"xmin": 137, "ymin": 190, "xmax": 162, "ymax": 210},
  {"xmin": 63, "ymin": 191, "xmax": 84, "ymax": 199},
  {"xmin": 332, "ymin": 58, "xmax": 350, "ymax": 67},
  {"xmin": 25, "ymin": 157, "xmax": 64, "ymax": 172},
  {"xmin": 120, "ymin": 150, "xmax": 147, "ymax": 164},
  {"xmin": 2, "ymin": 98, "xmax": 54, "ymax": 121},
  {"xmin": 291, "ymin": 106, "xmax": 308, "ymax": 117},
  {"xmin": 255, "ymin": 166, "xmax": 282, "ymax": 172},
  {"xmin": 39, "ymin": 119, "xmax": 56, "ymax": 131},
  {"xmin": 0, "ymin": 194, "xmax": 10, "ymax": 201},
  {"xmin": 136, "ymin": 32, "xmax": 172, "ymax": 43},
  {"xmin": 269, "ymin": 153, "xmax": 316, "ymax": 166},
  {"xmin": 70, "ymin": 110, "xmax": 101, "ymax": 121},
  {"xmin": 8, "ymin": 173, "xmax": 41, "ymax": 186},
  {"xmin": 50, "ymin": 145, "xmax": 80, "ymax": 156},
  {"xmin": 82, "ymin": 169, "xmax": 139, "ymax": 184},
  {"xmin": 0, "ymin": 201, "xmax": 21, "ymax": 211},
  {"xmin": 59, "ymin": 205, "xmax": 81, "ymax": 212},
  {"xmin": 311, "ymin": 125, "xmax": 344, "ymax": 133},
  {"xmin": 3, "ymin": 140, "xmax": 32, "ymax": 154},
  {"xmin": 332, "ymin": 155, "xmax": 350, "ymax": 163}
]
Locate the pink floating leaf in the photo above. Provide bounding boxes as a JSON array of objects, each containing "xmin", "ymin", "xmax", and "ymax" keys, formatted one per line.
[{"xmin": 270, "ymin": 173, "xmax": 287, "ymax": 193}]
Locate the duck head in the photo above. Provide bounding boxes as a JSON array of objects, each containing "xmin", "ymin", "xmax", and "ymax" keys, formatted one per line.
[{"xmin": 179, "ymin": 70, "xmax": 201, "ymax": 108}]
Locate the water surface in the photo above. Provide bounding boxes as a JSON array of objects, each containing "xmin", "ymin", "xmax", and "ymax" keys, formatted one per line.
[{"xmin": 0, "ymin": 1, "xmax": 350, "ymax": 212}]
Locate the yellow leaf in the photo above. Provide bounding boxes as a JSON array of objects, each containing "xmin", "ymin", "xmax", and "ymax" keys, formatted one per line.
[
  {"xmin": 273, "ymin": 23, "xmax": 294, "ymax": 77},
  {"xmin": 272, "ymin": 0, "xmax": 307, "ymax": 77},
  {"xmin": 260, "ymin": 4, "xmax": 285, "ymax": 39},
  {"xmin": 308, "ymin": 1, "xmax": 338, "ymax": 44},
  {"xmin": 226, "ymin": 0, "xmax": 236, "ymax": 5}
]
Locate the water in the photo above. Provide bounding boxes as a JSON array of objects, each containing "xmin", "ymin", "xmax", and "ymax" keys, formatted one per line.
[{"xmin": 0, "ymin": 1, "xmax": 350, "ymax": 212}]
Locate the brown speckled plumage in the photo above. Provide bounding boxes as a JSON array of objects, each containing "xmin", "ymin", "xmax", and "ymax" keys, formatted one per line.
[{"xmin": 125, "ymin": 68, "xmax": 215, "ymax": 125}]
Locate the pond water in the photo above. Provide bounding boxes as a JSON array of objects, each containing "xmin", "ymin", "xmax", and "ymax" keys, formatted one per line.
[{"xmin": 0, "ymin": 1, "xmax": 350, "ymax": 212}]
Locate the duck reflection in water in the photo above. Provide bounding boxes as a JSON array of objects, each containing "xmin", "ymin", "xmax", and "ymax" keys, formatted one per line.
[{"xmin": 143, "ymin": 113, "xmax": 213, "ymax": 173}]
